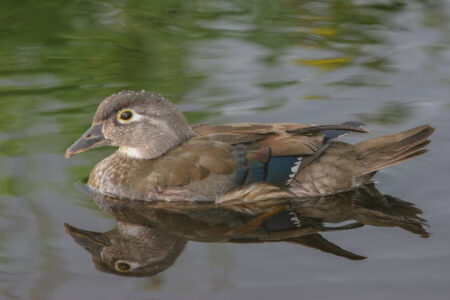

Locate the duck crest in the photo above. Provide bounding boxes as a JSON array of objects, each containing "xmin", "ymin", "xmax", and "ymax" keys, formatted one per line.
[{"xmin": 93, "ymin": 90, "xmax": 170, "ymax": 123}]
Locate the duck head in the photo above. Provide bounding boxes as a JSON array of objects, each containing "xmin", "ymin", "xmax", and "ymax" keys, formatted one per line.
[
  {"xmin": 64, "ymin": 222, "xmax": 187, "ymax": 277},
  {"xmin": 65, "ymin": 90, "xmax": 195, "ymax": 159}
]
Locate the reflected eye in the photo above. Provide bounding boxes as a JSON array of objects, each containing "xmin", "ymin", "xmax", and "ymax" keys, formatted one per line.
[
  {"xmin": 115, "ymin": 261, "xmax": 131, "ymax": 272},
  {"xmin": 118, "ymin": 110, "xmax": 134, "ymax": 122}
]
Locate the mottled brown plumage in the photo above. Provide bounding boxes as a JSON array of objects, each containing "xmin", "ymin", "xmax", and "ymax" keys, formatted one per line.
[{"xmin": 66, "ymin": 90, "xmax": 434, "ymax": 209}]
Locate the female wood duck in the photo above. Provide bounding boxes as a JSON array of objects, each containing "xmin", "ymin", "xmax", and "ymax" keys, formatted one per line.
[{"xmin": 65, "ymin": 90, "xmax": 434, "ymax": 206}]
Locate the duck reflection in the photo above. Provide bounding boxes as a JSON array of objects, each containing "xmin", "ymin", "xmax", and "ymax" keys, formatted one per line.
[
  {"xmin": 65, "ymin": 183, "xmax": 427, "ymax": 277},
  {"xmin": 65, "ymin": 222, "xmax": 186, "ymax": 277}
]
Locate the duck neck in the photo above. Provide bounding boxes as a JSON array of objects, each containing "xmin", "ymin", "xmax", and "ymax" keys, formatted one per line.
[{"xmin": 118, "ymin": 128, "xmax": 197, "ymax": 160}]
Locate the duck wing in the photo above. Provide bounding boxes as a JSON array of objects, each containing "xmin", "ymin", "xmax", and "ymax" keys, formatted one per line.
[
  {"xmin": 192, "ymin": 121, "xmax": 368, "ymax": 156},
  {"xmin": 138, "ymin": 122, "xmax": 368, "ymax": 205}
]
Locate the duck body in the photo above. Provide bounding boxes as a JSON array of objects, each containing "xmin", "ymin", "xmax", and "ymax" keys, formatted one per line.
[
  {"xmin": 67, "ymin": 91, "xmax": 434, "ymax": 207},
  {"xmin": 89, "ymin": 137, "xmax": 238, "ymax": 202},
  {"xmin": 89, "ymin": 126, "xmax": 363, "ymax": 203}
]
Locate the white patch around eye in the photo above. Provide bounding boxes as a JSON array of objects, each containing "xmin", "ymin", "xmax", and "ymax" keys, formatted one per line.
[
  {"xmin": 132, "ymin": 112, "xmax": 144, "ymax": 121},
  {"xmin": 117, "ymin": 109, "xmax": 145, "ymax": 124},
  {"xmin": 115, "ymin": 260, "xmax": 141, "ymax": 272},
  {"xmin": 128, "ymin": 262, "xmax": 141, "ymax": 270}
]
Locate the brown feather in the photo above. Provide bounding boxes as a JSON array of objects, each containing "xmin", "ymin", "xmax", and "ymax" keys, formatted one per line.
[
  {"xmin": 259, "ymin": 135, "xmax": 324, "ymax": 156},
  {"xmin": 355, "ymin": 125, "xmax": 434, "ymax": 175},
  {"xmin": 287, "ymin": 234, "xmax": 366, "ymax": 260},
  {"xmin": 217, "ymin": 183, "xmax": 293, "ymax": 214},
  {"xmin": 192, "ymin": 122, "xmax": 366, "ymax": 157},
  {"xmin": 355, "ymin": 124, "xmax": 431, "ymax": 153},
  {"xmin": 287, "ymin": 123, "xmax": 370, "ymax": 134}
]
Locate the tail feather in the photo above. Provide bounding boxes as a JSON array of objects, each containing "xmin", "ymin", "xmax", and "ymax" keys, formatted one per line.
[
  {"xmin": 355, "ymin": 125, "xmax": 434, "ymax": 175},
  {"xmin": 391, "ymin": 140, "xmax": 431, "ymax": 160},
  {"xmin": 287, "ymin": 234, "xmax": 366, "ymax": 260},
  {"xmin": 369, "ymin": 144, "xmax": 429, "ymax": 172}
]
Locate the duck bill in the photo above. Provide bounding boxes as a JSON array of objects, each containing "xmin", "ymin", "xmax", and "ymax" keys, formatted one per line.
[
  {"xmin": 64, "ymin": 223, "xmax": 109, "ymax": 259},
  {"xmin": 65, "ymin": 122, "xmax": 108, "ymax": 158}
]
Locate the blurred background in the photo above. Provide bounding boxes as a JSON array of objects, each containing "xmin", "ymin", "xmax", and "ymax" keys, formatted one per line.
[{"xmin": 0, "ymin": 0, "xmax": 449, "ymax": 299}]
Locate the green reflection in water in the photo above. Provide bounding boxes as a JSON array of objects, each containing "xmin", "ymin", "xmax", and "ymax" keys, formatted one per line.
[
  {"xmin": 0, "ymin": 0, "xmax": 448, "ymax": 297},
  {"xmin": 357, "ymin": 102, "xmax": 412, "ymax": 125}
]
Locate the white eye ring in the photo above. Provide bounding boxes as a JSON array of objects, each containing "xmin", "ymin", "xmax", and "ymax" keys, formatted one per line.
[
  {"xmin": 117, "ymin": 109, "xmax": 143, "ymax": 123},
  {"xmin": 114, "ymin": 260, "xmax": 140, "ymax": 272}
]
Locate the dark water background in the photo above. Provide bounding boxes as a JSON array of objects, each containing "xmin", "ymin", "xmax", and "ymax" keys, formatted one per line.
[{"xmin": 1, "ymin": 0, "xmax": 449, "ymax": 299}]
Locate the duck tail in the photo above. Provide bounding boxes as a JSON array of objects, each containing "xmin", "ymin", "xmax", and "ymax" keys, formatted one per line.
[{"xmin": 355, "ymin": 124, "xmax": 434, "ymax": 175}]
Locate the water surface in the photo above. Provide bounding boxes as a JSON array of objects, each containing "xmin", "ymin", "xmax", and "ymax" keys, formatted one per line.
[{"xmin": 0, "ymin": 1, "xmax": 449, "ymax": 299}]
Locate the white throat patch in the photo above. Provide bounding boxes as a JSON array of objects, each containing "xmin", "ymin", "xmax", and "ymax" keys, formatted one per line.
[{"xmin": 119, "ymin": 146, "xmax": 145, "ymax": 159}]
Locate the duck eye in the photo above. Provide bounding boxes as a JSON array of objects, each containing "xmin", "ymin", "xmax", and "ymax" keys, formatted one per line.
[
  {"xmin": 115, "ymin": 261, "xmax": 131, "ymax": 272},
  {"xmin": 118, "ymin": 110, "xmax": 133, "ymax": 122}
]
